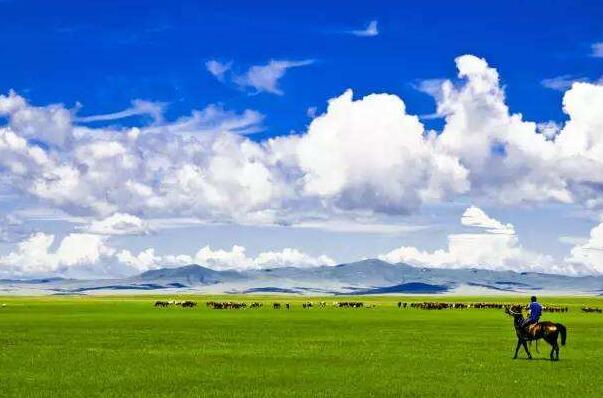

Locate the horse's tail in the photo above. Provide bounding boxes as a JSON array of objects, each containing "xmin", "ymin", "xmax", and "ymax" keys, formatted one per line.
[{"xmin": 557, "ymin": 323, "xmax": 567, "ymax": 346}]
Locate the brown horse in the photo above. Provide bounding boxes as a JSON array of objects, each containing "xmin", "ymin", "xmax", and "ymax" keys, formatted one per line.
[{"xmin": 505, "ymin": 305, "xmax": 567, "ymax": 361}]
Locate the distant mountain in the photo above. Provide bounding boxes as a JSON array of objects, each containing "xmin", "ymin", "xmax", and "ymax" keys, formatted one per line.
[
  {"xmin": 135, "ymin": 264, "xmax": 244, "ymax": 285},
  {"xmin": 1, "ymin": 259, "xmax": 602, "ymax": 295}
]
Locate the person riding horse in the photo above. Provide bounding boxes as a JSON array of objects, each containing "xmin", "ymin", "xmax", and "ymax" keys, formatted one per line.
[
  {"xmin": 521, "ymin": 296, "xmax": 542, "ymax": 336},
  {"xmin": 505, "ymin": 298, "xmax": 566, "ymax": 360}
]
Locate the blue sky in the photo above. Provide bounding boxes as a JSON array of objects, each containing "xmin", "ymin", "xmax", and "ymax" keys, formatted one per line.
[
  {"xmin": 1, "ymin": 1, "xmax": 603, "ymax": 277},
  {"xmin": 3, "ymin": 1, "xmax": 602, "ymax": 135}
]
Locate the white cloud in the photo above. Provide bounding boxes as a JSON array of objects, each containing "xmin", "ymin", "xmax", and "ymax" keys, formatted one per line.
[
  {"xmin": 0, "ymin": 231, "xmax": 335, "ymax": 276},
  {"xmin": 233, "ymin": 59, "xmax": 314, "ymax": 95},
  {"xmin": 591, "ymin": 42, "xmax": 603, "ymax": 58},
  {"xmin": 541, "ymin": 75, "xmax": 584, "ymax": 91},
  {"xmin": 205, "ymin": 60, "xmax": 232, "ymax": 82},
  {"xmin": 0, "ymin": 233, "xmax": 114, "ymax": 276},
  {"xmin": 2, "ymin": 54, "xmax": 603, "ymax": 240},
  {"xmin": 0, "ymin": 214, "xmax": 29, "ymax": 242},
  {"xmin": 86, "ymin": 213, "xmax": 150, "ymax": 235},
  {"xmin": 295, "ymin": 89, "xmax": 469, "ymax": 213},
  {"xmin": 565, "ymin": 222, "xmax": 603, "ymax": 273},
  {"xmin": 75, "ymin": 100, "xmax": 165, "ymax": 124},
  {"xmin": 0, "ymin": 90, "xmax": 72, "ymax": 147},
  {"xmin": 349, "ymin": 20, "xmax": 379, "ymax": 37},
  {"xmin": 117, "ymin": 244, "xmax": 336, "ymax": 273},
  {"xmin": 379, "ymin": 206, "xmax": 560, "ymax": 273},
  {"xmin": 460, "ymin": 205, "xmax": 514, "ymax": 234}
]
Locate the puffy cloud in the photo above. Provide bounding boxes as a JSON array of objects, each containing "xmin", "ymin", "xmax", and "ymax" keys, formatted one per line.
[
  {"xmin": 0, "ymin": 231, "xmax": 335, "ymax": 276},
  {"xmin": 379, "ymin": 206, "xmax": 560, "ymax": 273},
  {"xmin": 116, "ymin": 248, "xmax": 162, "ymax": 272},
  {"xmin": 86, "ymin": 213, "xmax": 150, "ymax": 235},
  {"xmin": 296, "ymin": 89, "xmax": 469, "ymax": 213},
  {"xmin": 349, "ymin": 20, "xmax": 379, "ymax": 37},
  {"xmin": 0, "ymin": 91, "xmax": 73, "ymax": 147},
  {"xmin": 565, "ymin": 222, "xmax": 603, "ymax": 273},
  {"xmin": 0, "ymin": 93, "xmax": 276, "ymax": 222},
  {"xmin": 460, "ymin": 205, "xmax": 514, "ymax": 234},
  {"xmin": 116, "ymin": 244, "xmax": 335, "ymax": 273},
  {"xmin": 0, "ymin": 233, "xmax": 114, "ymax": 276},
  {"xmin": 233, "ymin": 59, "xmax": 315, "ymax": 95},
  {"xmin": 433, "ymin": 55, "xmax": 602, "ymax": 206},
  {"xmin": 2, "ymin": 54, "xmax": 603, "ymax": 228}
]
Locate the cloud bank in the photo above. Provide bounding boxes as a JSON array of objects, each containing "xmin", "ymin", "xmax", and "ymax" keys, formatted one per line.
[
  {"xmin": 379, "ymin": 206, "xmax": 600, "ymax": 275},
  {"xmin": 2, "ymin": 54, "xmax": 603, "ymax": 275}
]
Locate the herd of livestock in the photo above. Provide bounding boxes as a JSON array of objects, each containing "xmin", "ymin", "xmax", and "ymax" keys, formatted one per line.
[
  {"xmin": 399, "ymin": 302, "xmax": 570, "ymax": 312},
  {"xmin": 153, "ymin": 299, "xmax": 601, "ymax": 313}
]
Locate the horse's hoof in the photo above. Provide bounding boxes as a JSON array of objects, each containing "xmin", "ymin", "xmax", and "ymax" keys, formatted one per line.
[{"xmin": 527, "ymin": 356, "xmax": 532, "ymax": 360}]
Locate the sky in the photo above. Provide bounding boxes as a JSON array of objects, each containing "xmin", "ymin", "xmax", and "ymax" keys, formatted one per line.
[{"xmin": 1, "ymin": 1, "xmax": 603, "ymax": 278}]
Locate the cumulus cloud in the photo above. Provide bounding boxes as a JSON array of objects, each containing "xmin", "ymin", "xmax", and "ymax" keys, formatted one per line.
[
  {"xmin": 295, "ymin": 89, "xmax": 469, "ymax": 214},
  {"xmin": 0, "ymin": 231, "xmax": 335, "ymax": 276},
  {"xmin": 379, "ymin": 206, "xmax": 561, "ymax": 273},
  {"xmin": 115, "ymin": 244, "xmax": 336, "ymax": 273},
  {"xmin": 0, "ymin": 233, "xmax": 115, "ymax": 276},
  {"xmin": 349, "ymin": 20, "xmax": 379, "ymax": 37},
  {"xmin": 565, "ymin": 222, "xmax": 603, "ymax": 273},
  {"xmin": 0, "ymin": 90, "xmax": 72, "ymax": 147},
  {"xmin": 460, "ymin": 205, "xmax": 514, "ymax": 234},
  {"xmin": 2, "ymin": 54, "xmax": 603, "ymax": 239}
]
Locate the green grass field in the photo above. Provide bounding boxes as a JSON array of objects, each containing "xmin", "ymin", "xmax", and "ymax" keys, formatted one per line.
[{"xmin": 0, "ymin": 296, "xmax": 602, "ymax": 397}]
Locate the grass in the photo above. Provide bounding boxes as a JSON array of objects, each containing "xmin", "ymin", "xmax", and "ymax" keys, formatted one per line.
[{"xmin": 0, "ymin": 295, "xmax": 602, "ymax": 397}]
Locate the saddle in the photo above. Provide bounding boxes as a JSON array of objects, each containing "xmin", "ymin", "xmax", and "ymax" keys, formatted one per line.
[{"xmin": 522, "ymin": 322, "xmax": 540, "ymax": 339}]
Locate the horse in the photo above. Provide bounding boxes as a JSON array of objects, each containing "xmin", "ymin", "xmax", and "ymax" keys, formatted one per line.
[{"xmin": 505, "ymin": 305, "xmax": 567, "ymax": 361}]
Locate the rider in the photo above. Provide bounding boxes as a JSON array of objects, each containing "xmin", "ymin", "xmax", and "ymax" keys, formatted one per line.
[{"xmin": 522, "ymin": 296, "xmax": 542, "ymax": 332}]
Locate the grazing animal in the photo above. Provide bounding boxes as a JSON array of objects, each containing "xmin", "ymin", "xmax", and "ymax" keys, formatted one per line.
[
  {"xmin": 154, "ymin": 300, "xmax": 169, "ymax": 307},
  {"xmin": 505, "ymin": 305, "xmax": 567, "ymax": 361},
  {"xmin": 273, "ymin": 303, "xmax": 281, "ymax": 309}
]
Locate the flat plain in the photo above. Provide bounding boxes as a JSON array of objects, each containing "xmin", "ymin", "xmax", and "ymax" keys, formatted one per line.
[{"xmin": 0, "ymin": 296, "xmax": 601, "ymax": 397}]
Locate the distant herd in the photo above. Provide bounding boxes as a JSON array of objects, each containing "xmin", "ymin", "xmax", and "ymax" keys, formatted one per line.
[
  {"xmin": 399, "ymin": 302, "xmax": 570, "ymax": 312},
  {"xmin": 152, "ymin": 299, "xmax": 600, "ymax": 313},
  {"xmin": 154, "ymin": 300, "xmax": 196, "ymax": 308}
]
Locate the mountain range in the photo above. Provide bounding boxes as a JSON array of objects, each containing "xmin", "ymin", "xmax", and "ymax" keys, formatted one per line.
[{"xmin": 1, "ymin": 259, "xmax": 602, "ymax": 295}]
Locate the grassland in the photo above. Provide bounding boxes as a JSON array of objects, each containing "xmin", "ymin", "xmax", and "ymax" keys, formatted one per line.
[{"xmin": 0, "ymin": 295, "xmax": 602, "ymax": 397}]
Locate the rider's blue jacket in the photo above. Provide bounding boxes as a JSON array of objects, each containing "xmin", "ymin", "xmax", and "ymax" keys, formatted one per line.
[{"xmin": 528, "ymin": 302, "xmax": 542, "ymax": 322}]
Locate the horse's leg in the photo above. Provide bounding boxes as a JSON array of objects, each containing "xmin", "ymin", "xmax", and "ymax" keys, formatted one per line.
[
  {"xmin": 513, "ymin": 339, "xmax": 522, "ymax": 359},
  {"xmin": 522, "ymin": 340, "xmax": 532, "ymax": 359},
  {"xmin": 544, "ymin": 334, "xmax": 558, "ymax": 361},
  {"xmin": 549, "ymin": 342, "xmax": 555, "ymax": 361}
]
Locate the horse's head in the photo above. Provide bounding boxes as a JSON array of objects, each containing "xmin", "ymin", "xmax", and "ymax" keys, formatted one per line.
[{"xmin": 505, "ymin": 305, "xmax": 524, "ymax": 324}]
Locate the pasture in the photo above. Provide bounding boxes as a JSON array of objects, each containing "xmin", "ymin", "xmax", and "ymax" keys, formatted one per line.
[{"xmin": 0, "ymin": 296, "xmax": 602, "ymax": 397}]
